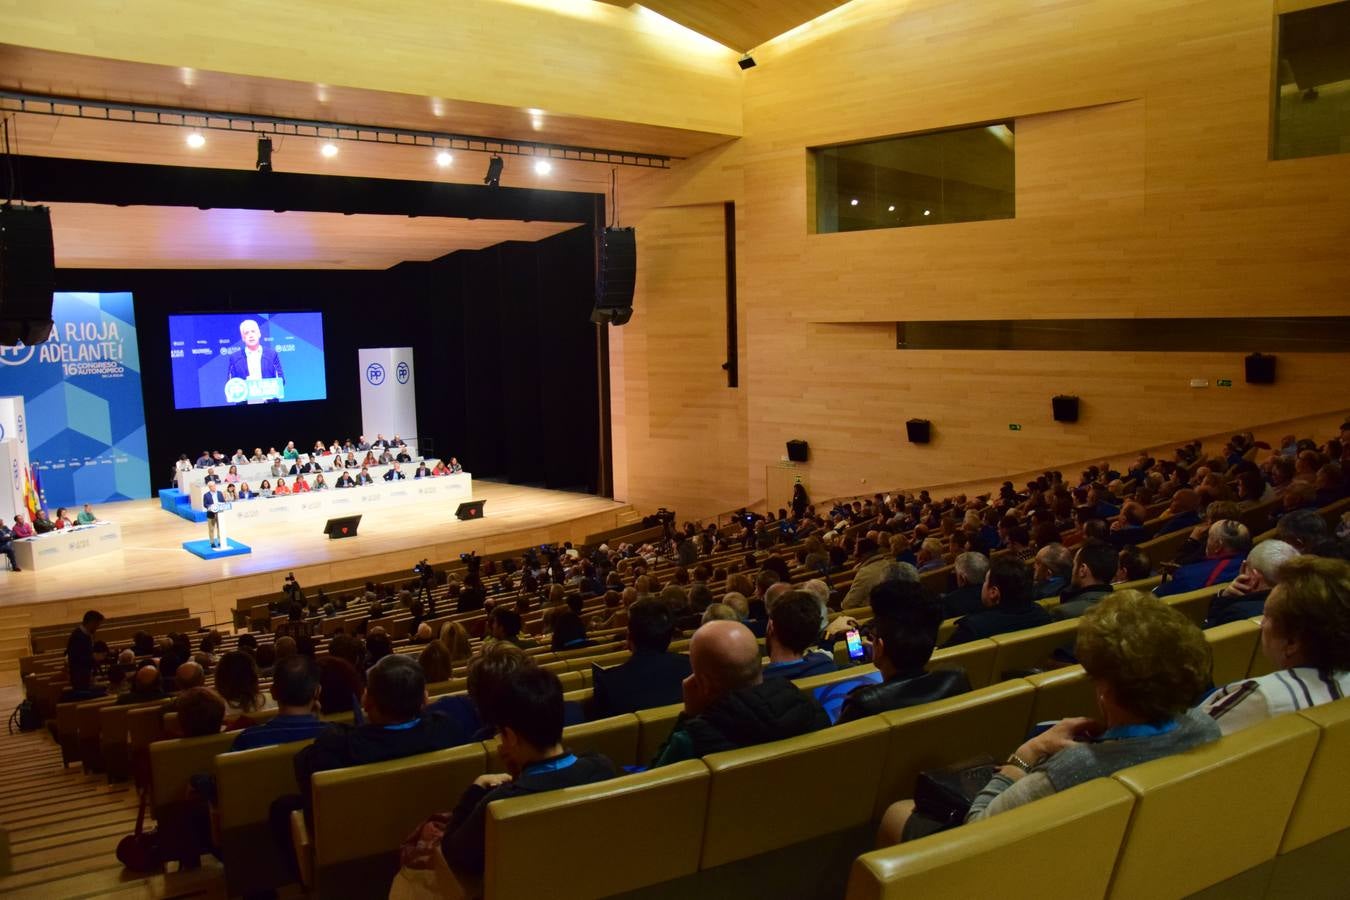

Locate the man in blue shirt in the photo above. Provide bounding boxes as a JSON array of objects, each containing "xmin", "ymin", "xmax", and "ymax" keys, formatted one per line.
[{"xmin": 230, "ymin": 655, "xmax": 327, "ymax": 751}]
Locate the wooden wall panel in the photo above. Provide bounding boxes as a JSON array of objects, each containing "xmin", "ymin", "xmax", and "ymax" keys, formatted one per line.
[
  {"xmin": 610, "ymin": 204, "xmax": 748, "ymax": 518},
  {"xmin": 614, "ymin": 0, "xmax": 1350, "ymax": 514}
]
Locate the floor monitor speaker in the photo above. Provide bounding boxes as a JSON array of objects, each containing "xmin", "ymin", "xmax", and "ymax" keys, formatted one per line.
[
  {"xmin": 456, "ymin": 500, "xmax": 486, "ymax": 521},
  {"xmin": 906, "ymin": 419, "xmax": 931, "ymax": 444}
]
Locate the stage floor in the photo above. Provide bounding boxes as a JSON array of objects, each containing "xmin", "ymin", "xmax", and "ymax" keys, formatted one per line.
[{"xmin": 0, "ymin": 481, "xmax": 629, "ymax": 618}]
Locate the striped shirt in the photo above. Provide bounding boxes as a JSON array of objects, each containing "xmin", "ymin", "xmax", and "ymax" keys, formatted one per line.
[{"xmin": 1201, "ymin": 667, "xmax": 1349, "ymax": 736}]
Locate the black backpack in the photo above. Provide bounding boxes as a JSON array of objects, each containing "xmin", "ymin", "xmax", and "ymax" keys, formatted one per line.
[{"xmin": 8, "ymin": 699, "xmax": 42, "ymax": 734}]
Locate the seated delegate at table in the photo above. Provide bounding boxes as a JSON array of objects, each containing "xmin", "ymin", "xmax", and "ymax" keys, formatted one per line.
[
  {"xmin": 432, "ymin": 461, "xmax": 450, "ymax": 477},
  {"xmin": 10, "ymin": 515, "xmax": 34, "ymax": 538},
  {"xmin": 54, "ymin": 508, "xmax": 73, "ymax": 529},
  {"xmin": 448, "ymin": 457, "xmax": 463, "ymax": 474},
  {"xmin": 313, "ymin": 473, "xmax": 329, "ymax": 491},
  {"xmin": 293, "ymin": 475, "xmax": 312, "ymax": 493},
  {"xmin": 383, "ymin": 463, "xmax": 406, "ymax": 481},
  {"xmin": 282, "ymin": 441, "xmax": 299, "ymax": 460},
  {"xmin": 76, "ymin": 504, "xmax": 98, "ymax": 525},
  {"xmin": 232, "ymin": 449, "xmax": 250, "ymax": 465},
  {"xmin": 335, "ymin": 471, "xmax": 356, "ymax": 489},
  {"xmin": 238, "ymin": 482, "xmax": 258, "ymax": 500},
  {"xmin": 195, "ymin": 450, "xmax": 213, "ymax": 468},
  {"xmin": 33, "ymin": 509, "xmax": 55, "ymax": 534},
  {"xmin": 224, "ymin": 465, "xmax": 240, "ymax": 484},
  {"xmin": 274, "ymin": 478, "xmax": 292, "ymax": 496},
  {"xmin": 176, "ymin": 455, "xmax": 194, "ymax": 475},
  {"xmin": 356, "ymin": 467, "xmax": 374, "ymax": 486},
  {"xmin": 258, "ymin": 479, "xmax": 275, "ymax": 498},
  {"xmin": 0, "ymin": 518, "xmax": 20, "ymax": 571},
  {"xmin": 414, "ymin": 462, "xmax": 433, "ymax": 479}
]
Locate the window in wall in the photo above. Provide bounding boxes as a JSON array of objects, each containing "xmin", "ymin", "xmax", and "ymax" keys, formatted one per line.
[
  {"xmin": 811, "ymin": 122, "xmax": 1014, "ymax": 234},
  {"xmin": 1274, "ymin": 0, "xmax": 1350, "ymax": 159}
]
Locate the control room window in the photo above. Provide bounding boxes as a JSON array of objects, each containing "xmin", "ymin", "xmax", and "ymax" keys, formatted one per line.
[{"xmin": 1274, "ymin": 0, "xmax": 1350, "ymax": 159}]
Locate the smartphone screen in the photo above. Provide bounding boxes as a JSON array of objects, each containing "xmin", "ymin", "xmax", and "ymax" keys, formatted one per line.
[{"xmin": 845, "ymin": 629, "xmax": 865, "ymax": 661}]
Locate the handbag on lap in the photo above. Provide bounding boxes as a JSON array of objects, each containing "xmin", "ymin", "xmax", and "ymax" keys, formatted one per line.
[{"xmin": 913, "ymin": 754, "xmax": 998, "ymax": 826}]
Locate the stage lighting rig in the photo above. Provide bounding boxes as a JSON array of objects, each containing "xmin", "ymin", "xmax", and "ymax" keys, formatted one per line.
[{"xmin": 256, "ymin": 137, "xmax": 273, "ymax": 172}]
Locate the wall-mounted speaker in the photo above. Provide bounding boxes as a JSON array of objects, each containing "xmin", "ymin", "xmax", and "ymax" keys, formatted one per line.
[
  {"xmin": 786, "ymin": 439, "xmax": 809, "ymax": 462},
  {"xmin": 592, "ymin": 226, "xmax": 635, "ymax": 326},
  {"xmin": 1052, "ymin": 395, "xmax": 1080, "ymax": 423},
  {"xmin": 0, "ymin": 204, "xmax": 55, "ymax": 346},
  {"xmin": 1245, "ymin": 353, "xmax": 1276, "ymax": 385},
  {"xmin": 905, "ymin": 419, "xmax": 931, "ymax": 444}
]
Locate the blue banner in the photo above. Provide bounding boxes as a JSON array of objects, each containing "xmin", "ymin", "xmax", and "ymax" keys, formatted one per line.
[{"xmin": 0, "ymin": 292, "xmax": 151, "ymax": 508}]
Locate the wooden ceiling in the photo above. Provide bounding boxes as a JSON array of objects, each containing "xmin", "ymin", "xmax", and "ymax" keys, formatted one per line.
[
  {"xmin": 0, "ymin": 43, "xmax": 730, "ymax": 160},
  {"xmin": 47, "ymin": 203, "xmax": 580, "ymax": 270},
  {"xmin": 598, "ymin": 1, "xmax": 855, "ymax": 52}
]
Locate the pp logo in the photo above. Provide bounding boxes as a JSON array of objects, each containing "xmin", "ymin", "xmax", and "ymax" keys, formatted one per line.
[
  {"xmin": 11, "ymin": 460, "xmax": 19, "ymax": 492},
  {"xmin": 366, "ymin": 363, "xmax": 386, "ymax": 386},
  {"xmin": 224, "ymin": 378, "xmax": 249, "ymax": 404},
  {"xmin": 0, "ymin": 344, "xmax": 36, "ymax": 367},
  {"xmin": 396, "ymin": 362, "xmax": 410, "ymax": 384}
]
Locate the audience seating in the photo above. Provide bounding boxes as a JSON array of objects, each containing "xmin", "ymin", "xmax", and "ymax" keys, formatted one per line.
[
  {"xmin": 846, "ymin": 779, "xmax": 1136, "ymax": 900},
  {"xmin": 1204, "ymin": 620, "xmax": 1261, "ymax": 686},
  {"xmin": 1108, "ymin": 714, "xmax": 1320, "ymax": 898},
  {"xmin": 216, "ymin": 740, "xmax": 314, "ymax": 897},
  {"xmin": 483, "ymin": 760, "xmax": 710, "ymax": 900},
  {"xmin": 1266, "ymin": 699, "xmax": 1350, "ymax": 900}
]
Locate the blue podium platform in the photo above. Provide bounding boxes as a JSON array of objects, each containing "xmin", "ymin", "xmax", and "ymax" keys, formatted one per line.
[
  {"xmin": 159, "ymin": 488, "xmax": 207, "ymax": 523},
  {"xmin": 182, "ymin": 538, "xmax": 252, "ymax": 559}
]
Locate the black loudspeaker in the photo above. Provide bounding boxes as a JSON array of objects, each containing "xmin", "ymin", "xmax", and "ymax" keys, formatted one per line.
[
  {"xmin": 1245, "ymin": 353, "xmax": 1276, "ymax": 385},
  {"xmin": 786, "ymin": 440, "xmax": 809, "ymax": 462},
  {"xmin": 323, "ymin": 515, "xmax": 362, "ymax": 539},
  {"xmin": 455, "ymin": 499, "xmax": 486, "ymax": 521},
  {"xmin": 1052, "ymin": 395, "xmax": 1080, "ymax": 423},
  {"xmin": 0, "ymin": 204, "xmax": 56, "ymax": 346},
  {"xmin": 906, "ymin": 419, "xmax": 931, "ymax": 444},
  {"xmin": 593, "ymin": 226, "xmax": 635, "ymax": 325}
]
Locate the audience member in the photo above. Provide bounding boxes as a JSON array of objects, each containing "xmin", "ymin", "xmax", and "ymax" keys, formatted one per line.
[
  {"xmin": 215, "ymin": 650, "xmax": 274, "ymax": 719},
  {"xmin": 176, "ymin": 687, "xmax": 227, "ymax": 738},
  {"xmin": 944, "ymin": 556, "xmax": 1052, "ymax": 645},
  {"xmin": 879, "ymin": 593, "xmax": 1218, "ymax": 843},
  {"xmin": 232, "ymin": 656, "xmax": 327, "ymax": 751},
  {"xmin": 1155, "ymin": 520, "xmax": 1251, "ymax": 598},
  {"xmin": 589, "ymin": 600, "xmax": 692, "ymax": 718},
  {"xmin": 117, "ymin": 664, "xmax": 167, "ymax": 705},
  {"xmin": 839, "ymin": 594, "xmax": 970, "ymax": 723},
  {"xmin": 418, "ymin": 641, "xmax": 455, "ymax": 683},
  {"xmin": 651, "ymin": 621, "xmax": 828, "ymax": 766},
  {"xmin": 1051, "ymin": 540, "xmax": 1118, "ymax": 619},
  {"xmin": 1032, "ymin": 544, "xmax": 1073, "ymax": 599},
  {"xmin": 762, "ymin": 592, "xmax": 836, "ymax": 681},
  {"xmin": 1201, "ymin": 556, "xmax": 1350, "ymax": 732},
  {"xmin": 941, "ymin": 552, "xmax": 989, "ymax": 618},
  {"xmin": 316, "ymin": 656, "xmax": 364, "ymax": 715},
  {"xmin": 436, "ymin": 667, "xmax": 617, "ymax": 886}
]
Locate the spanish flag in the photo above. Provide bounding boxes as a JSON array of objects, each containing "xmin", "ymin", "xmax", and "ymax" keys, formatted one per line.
[{"xmin": 22, "ymin": 466, "xmax": 40, "ymax": 520}]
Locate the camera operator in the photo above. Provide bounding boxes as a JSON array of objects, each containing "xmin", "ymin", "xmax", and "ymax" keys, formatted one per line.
[{"xmin": 412, "ymin": 559, "xmax": 437, "ymax": 616}]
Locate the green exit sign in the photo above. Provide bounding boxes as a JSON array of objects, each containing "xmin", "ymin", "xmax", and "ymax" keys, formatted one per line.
[
  {"xmin": 1217, "ymin": 379, "xmax": 1233, "ymax": 388},
  {"xmin": 1009, "ymin": 424, "xmax": 1022, "ymax": 431}
]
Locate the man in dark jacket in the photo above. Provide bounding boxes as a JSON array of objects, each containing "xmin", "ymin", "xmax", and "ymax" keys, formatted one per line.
[
  {"xmin": 293, "ymin": 654, "xmax": 468, "ymax": 812},
  {"xmin": 66, "ymin": 610, "xmax": 104, "ymax": 685},
  {"xmin": 651, "ymin": 620, "xmax": 828, "ymax": 766},
  {"xmin": 943, "ymin": 556, "xmax": 1053, "ymax": 646},
  {"xmin": 840, "ymin": 593, "xmax": 970, "ymax": 723},
  {"xmin": 762, "ymin": 591, "xmax": 836, "ymax": 681},
  {"xmin": 1051, "ymin": 540, "xmax": 1118, "ymax": 620},
  {"xmin": 441, "ymin": 666, "xmax": 616, "ymax": 883},
  {"xmin": 588, "ymin": 600, "xmax": 692, "ymax": 718},
  {"xmin": 940, "ymin": 552, "xmax": 989, "ymax": 618}
]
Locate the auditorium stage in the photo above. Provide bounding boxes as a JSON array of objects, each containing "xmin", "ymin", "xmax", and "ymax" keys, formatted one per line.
[{"xmin": 0, "ymin": 481, "xmax": 631, "ymax": 644}]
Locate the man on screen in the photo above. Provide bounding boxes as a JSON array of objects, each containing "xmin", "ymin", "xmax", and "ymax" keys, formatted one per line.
[{"xmin": 225, "ymin": 318, "xmax": 285, "ymax": 404}]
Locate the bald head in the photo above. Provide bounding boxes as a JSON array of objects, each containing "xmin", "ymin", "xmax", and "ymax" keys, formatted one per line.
[
  {"xmin": 175, "ymin": 661, "xmax": 205, "ymax": 690},
  {"xmin": 763, "ymin": 581, "xmax": 794, "ymax": 613},
  {"xmin": 686, "ymin": 620, "xmax": 761, "ymax": 714},
  {"xmin": 132, "ymin": 665, "xmax": 161, "ymax": 694}
]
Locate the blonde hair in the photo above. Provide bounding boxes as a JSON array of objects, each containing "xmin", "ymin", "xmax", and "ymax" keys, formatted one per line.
[
  {"xmin": 1076, "ymin": 590, "xmax": 1210, "ymax": 720},
  {"xmin": 439, "ymin": 621, "xmax": 472, "ymax": 663}
]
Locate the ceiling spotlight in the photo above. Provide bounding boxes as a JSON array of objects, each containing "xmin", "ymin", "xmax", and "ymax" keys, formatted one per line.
[
  {"xmin": 888, "ymin": 205, "xmax": 896, "ymax": 212},
  {"xmin": 484, "ymin": 155, "xmax": 504, "ymax": 187},
  {"xmin": 256, "ymin": 137, "xmax": 273, "ymax": 173},
  {"xmin": 320, "ymin": 142, "xmax": 339, "ymax": 158},
  {"xmin": 185, "ymin": 131, "xmax": 206, "ymax": 149},
  {"xmin": 738, "ymin": 55, "xmax": 757, "ymax": 70},
  {"xmin": 923, "ymin": 209, "xmax": 931, "ymax": 216},
  {"xmin": 534, "ymin": 159, "xmax": 552, "ymax": 175},
  {"xmin": 435, "ymin": 150, "xmax": 453, "ymax": 167},
  {"xmin": 849, "ymin": 198, "xmax": 859, "ymax": 206}
]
